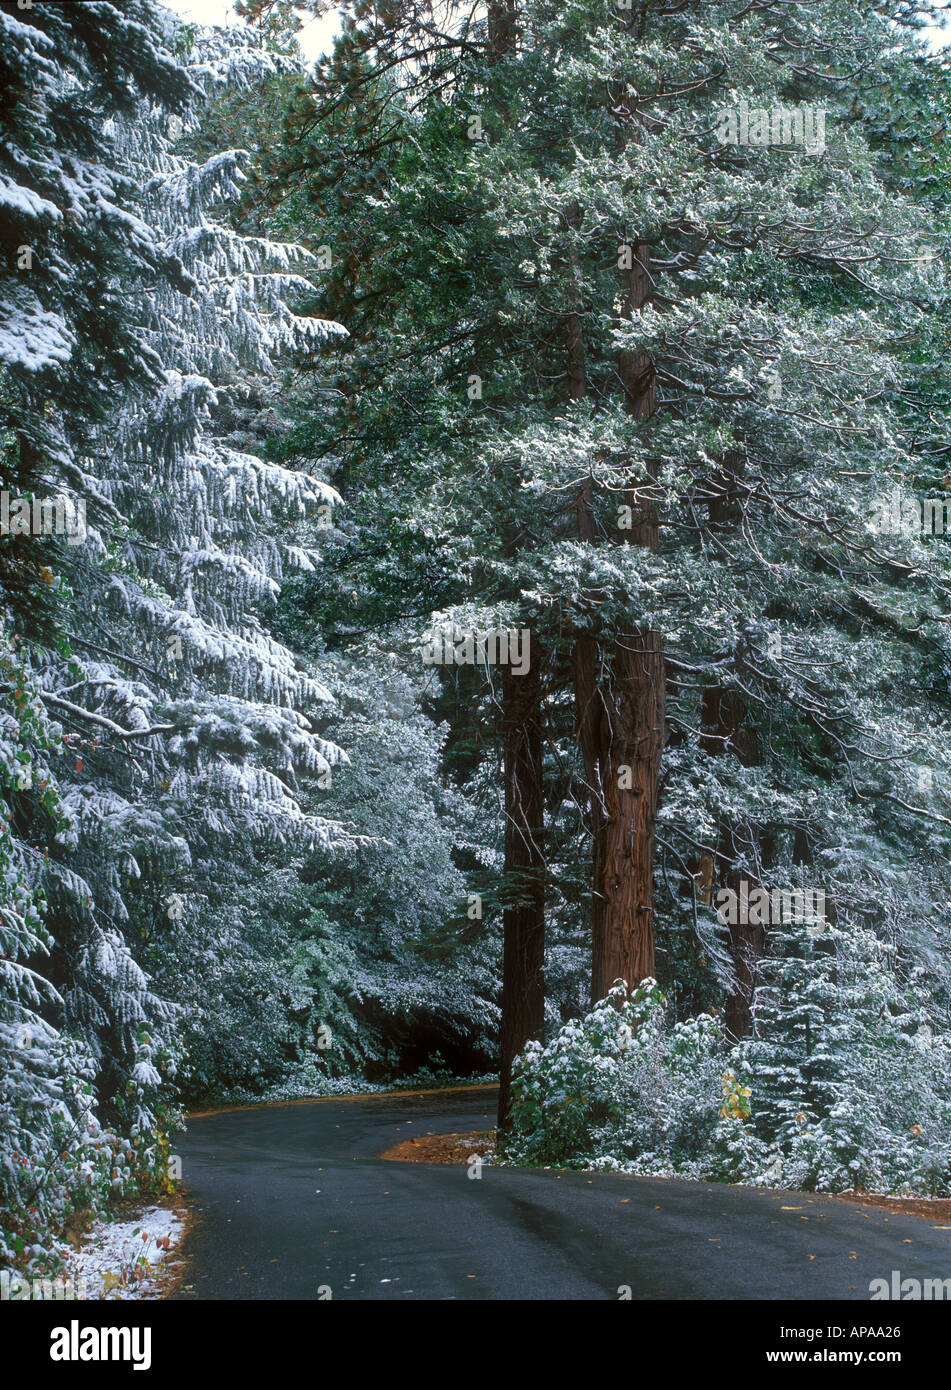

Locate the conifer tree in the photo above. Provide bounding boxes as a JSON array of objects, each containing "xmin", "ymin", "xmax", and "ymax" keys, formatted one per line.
[{"xmin": 0, "ymin": 1, "xmax": 347, "ymax": 1269}]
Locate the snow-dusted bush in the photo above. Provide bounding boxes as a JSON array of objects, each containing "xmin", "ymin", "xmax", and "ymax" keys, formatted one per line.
[
  {"xmin": 506, "ymin": 948, "xmax": 951, "ymax": 1196},
  {"xmin": 505, "ymin": 980, "xmax": 762, "ymax": 1178}
]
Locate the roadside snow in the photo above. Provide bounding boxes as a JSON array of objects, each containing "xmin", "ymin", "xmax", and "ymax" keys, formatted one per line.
[{"xmin": 65, "ymin": 1205, "xmax": 184, "ymax": 1300}]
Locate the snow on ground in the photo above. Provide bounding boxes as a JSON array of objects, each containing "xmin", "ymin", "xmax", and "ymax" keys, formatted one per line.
[{"xmin": 64, "ymin": 1205, "xmax": 185, "ymax": 1300}]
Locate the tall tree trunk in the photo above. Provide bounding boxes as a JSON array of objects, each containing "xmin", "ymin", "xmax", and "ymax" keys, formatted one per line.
[
  {"xmin": 497, "ymin": 655, "xmax": 545, "ymax": 1135},
  {"xmin": 487, "ymin": 0, "xmax": 517, "ymax": 61},
  {"xmin": 572, "ymin": 480, "xmax": 608, "ymax": 995},
  {"xmin": 566, "ymin": 218, "xmax": 665, "ymax": 1004},
  {"xmin": 564, "ymin": 221, "xmax": 611, "ymax": 990},
  {"xmin": 590, "ymin": 240, "xmax": 665, "ymax": 1003},
  {"xmin": 488, "ymin": 0, "xmax": 545, "ymax": 1138}
]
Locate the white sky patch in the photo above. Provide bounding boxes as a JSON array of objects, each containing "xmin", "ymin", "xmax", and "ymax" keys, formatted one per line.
[
  {"xmin": 158, "ymin": 1, "xmax": 950, "ymax": 59},
  {"xmin": 160, "ymin": 0, "xmax": 341, "ymax": 62},
  {"xmin": 924, "ymin": 21, "xmax": 951, "ymax": 48}
]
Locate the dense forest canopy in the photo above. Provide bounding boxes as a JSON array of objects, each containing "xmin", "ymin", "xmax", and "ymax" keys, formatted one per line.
[{"xmin": 3, "ymin": 0, "xmax": 951, "ymax": 1278}]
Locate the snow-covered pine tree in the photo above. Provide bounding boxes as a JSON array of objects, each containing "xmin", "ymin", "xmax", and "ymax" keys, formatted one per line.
[
  {"xmin": 0, "ymin": 0, "xmax": 197, "ymax": 1276},
  {"xmin": 736, "ymin": 912, "xmax": 951, "ymax": 1194},
  {"xmin": 1, "ymin": 1, "xmax": 347, "ymax": 1270}
]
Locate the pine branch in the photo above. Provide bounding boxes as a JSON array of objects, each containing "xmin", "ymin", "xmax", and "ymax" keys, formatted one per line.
[{"xmin": 40, "ymin": 693, "xmax": 174, "ymax": 741}]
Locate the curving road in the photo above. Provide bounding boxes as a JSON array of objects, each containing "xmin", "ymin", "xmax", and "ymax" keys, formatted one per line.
[{"xmin": 170, "ymin": 1086, "xmax": 951, "ymax": 1301}]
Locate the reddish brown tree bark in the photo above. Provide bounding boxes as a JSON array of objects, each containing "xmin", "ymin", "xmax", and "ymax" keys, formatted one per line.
[
  {"xmin": 571, "ymin": 480, "xmax": 607, "ymax": 982},
  {"xmin": 564, "ymin": 223, "xmax": 609, "ymax": 985},
  {"xmin": 566, "ymin": 232, "xmax": 665, "ymax": 1003},
  {"xmin": 487, "ymin": 0, "xmax": 517, "ymax": 61},
  {"xmin": 489, "ymin": 0, "xmax": 545, "ymax": 1138},
  {"xmin": 594, "ymin": 239, "xmax": 665, "ymax": 1001},
  {"xmin": 591, "ymin": 244, "xmax": 665, "ymax": 1002},
  {"xmin": 497, "ymin": 655, "xmax": 546, "ymax": 1135}
]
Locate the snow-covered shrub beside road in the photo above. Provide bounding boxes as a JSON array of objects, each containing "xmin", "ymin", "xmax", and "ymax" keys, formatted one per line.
[{"xmin": 505, "ymin": 938, "xmax": 951, "ymax": 1197}]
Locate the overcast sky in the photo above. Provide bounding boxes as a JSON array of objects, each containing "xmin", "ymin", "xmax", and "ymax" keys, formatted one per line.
[
  {"xmin": 162, "ymin": 0, "xmax": 341, "ymax": 59},
  {"xmin": 161, "ymin": 1, "xmax": 951, "ymax": 61}
]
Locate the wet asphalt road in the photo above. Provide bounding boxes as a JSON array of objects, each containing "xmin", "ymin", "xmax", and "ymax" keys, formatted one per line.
[{"xmin": 170, "ymin": 1086, "xmax": 951, "ymax": 1301}]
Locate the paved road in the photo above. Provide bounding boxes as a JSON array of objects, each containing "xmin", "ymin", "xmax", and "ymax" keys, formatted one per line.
[{"xmin": 170, "ymin": 1086, "xmax": 951, "ymax": 1300}]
